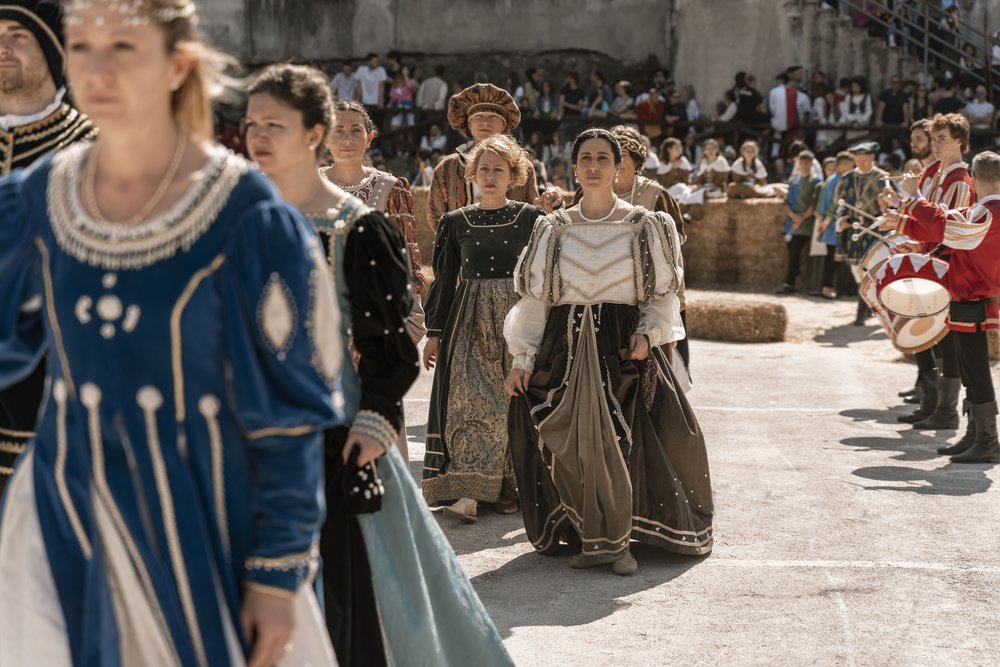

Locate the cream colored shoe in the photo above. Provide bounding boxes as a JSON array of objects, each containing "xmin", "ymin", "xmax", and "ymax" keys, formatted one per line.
[{"xmin": 443, "ymin": 497, "xmax": 478, "ymax": 523}]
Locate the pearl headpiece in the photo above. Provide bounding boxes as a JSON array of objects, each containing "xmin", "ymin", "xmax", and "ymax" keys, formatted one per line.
[{"xmin": 65, "ymin": 1, "xmax": 196, "ymax": 27}]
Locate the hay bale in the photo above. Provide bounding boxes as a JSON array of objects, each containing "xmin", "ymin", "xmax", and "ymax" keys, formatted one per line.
[
  {"xmin": 683, "ymin": 197, "xmax": 805, "ymax": 291},
  {"xmin": 990, "ymin": 329, "xmax": 1000, "ymax": 362},
  {"xmin": 685, "ymin": 298, "xmax": 787, "ymax": 343}
]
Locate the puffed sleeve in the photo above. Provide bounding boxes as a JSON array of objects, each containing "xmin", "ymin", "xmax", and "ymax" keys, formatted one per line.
[
  {"xmin": 427, "ymin": 159, "xmax": 450, "ymax": 232},
  {"xmin": 385, "ymin": 177, "xmax": 426, "ymax": 295},
  {"xmin": 504, "ymin": 220, "xmax": 553, "ymax": 371},
  {"xmin": 634, "ymin": 211, "xmax": 685, "ymax": 348},
  {"xmin": 344, "ymin": 211, "xmax": 419, "ymax": 444},
  {"xmin": 0, "ymin": 169, "xmax": 44, "ymax": 390},
  {"xmin": 221, "ymin": 199, "xmax": 342, "ymax": 595},
  {"xmin": 423, "ymin": 213, "xmax": 460, "ymax": 337}
]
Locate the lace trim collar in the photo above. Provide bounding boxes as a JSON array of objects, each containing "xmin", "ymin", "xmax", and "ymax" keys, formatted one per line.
[{"xmin": 47, "ymin": 142, "xmax": 248, "ymax": 270}]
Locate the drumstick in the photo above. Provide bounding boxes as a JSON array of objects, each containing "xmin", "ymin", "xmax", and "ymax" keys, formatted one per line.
[
  {"xmin": 851, "ymin": 226, "xmax": 897, "ymax": 248},
  {"xmin": 837, "ymin": 199, "xmax": 879, "ymax": 222}
]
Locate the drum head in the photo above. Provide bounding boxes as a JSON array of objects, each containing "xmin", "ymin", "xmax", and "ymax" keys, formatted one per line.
[
  {"xmin": 893, "ymin": 311, "xmax": 949, "ymax": 354},
  {"xmin": 879, "ymin": 277, "xmax": 951, "ymax": 318}
]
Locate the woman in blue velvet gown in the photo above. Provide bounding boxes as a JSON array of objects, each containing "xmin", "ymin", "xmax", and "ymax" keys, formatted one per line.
[
  {"xmin": 244, "ymin": 63, "xmax": 514, "ymax": 667},
  {"xmin": 0, "ymin": 3, "xmax": 342, "ymax": 666}
]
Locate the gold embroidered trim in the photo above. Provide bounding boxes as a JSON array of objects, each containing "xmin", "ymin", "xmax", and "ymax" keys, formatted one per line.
[
  {"xmin": 351, "ymin": 410, "xmax": 397, "ymax": 452},
  {"xmin": 0, "ymin": 427, "xmax": 33, "ymax": 439},
  {"xmin": 136, "ymin": 385, "xmax": 208, "ymax": 667},
  {"xmin": 632, "ymin": 515, "xmax": 713, "ymax": 537},
  {"xmin": 47, "ymin": 143, "xmax": 246, "ymax": 270},
  {"xmin": 199, "ymin": 395, "xmax": 230, "ymax": 561},
  {"xmin": 81, "ymin": 383, "xmax": 181, "ymax": 664},
  {"xmin": 37, "ymin": 239, "xmax": 75, "ymax": 398},
  {"xmin": 171, "ymin": 255, "xmax": 226, "ymax": 422},
  {"xmin": 53, "ymin": 380, "xmax": 92, "ymax": 558},
  {"xmin": 0, "ymin": 465, "xmax": 13, "ymax": 475},
  {"xmin": 244, "ymin": 582, "xmax": 296, "ymax": 600},
  {"xmin": 245, "ymin": 424, "xmax": 316, "ymax": 441},
  {"xmin": 245, "ymin": 543, "xmax": 317, "ymax": 572},
  {"xmin": 0, "ymin": 441, "xmax": 26, "ymax": 455}
]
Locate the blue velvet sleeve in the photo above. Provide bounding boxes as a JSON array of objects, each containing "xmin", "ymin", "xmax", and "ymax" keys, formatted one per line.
[
  {"xmin": 221, "ymin": 198, "xmax": 344, "ymax": 594},
  {"xmin": 0, "ymin": 169, "xmax": 44, "ymax": 390}
]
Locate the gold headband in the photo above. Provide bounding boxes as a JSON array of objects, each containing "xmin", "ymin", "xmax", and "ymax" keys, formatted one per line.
[{"xmin": 65, "ymin": 0, "xmax": 195, "ymax": 27}]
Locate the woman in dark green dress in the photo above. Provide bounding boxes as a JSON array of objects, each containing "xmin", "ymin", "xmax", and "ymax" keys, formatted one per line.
[{"xmin": 422, "ymin": 134, "xmax": 545, "ymax": 521}]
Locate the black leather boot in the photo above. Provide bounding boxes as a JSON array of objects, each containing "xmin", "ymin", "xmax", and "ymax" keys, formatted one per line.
[
  {"xmin": 898, "ymin": 372, "xmax": 920, "ymax": 398},
  {"xmin": 912, "ymin": 376, "xmax": 961, "ymax": 430},
  {"xmin": 898, "ymin": 369, "xmax": 939, "ymax": 423},
  {"xmin": 938, "ymin": 399, "xmax": 976, "ymax": 456},
  {"xmin": 853, "ymin": 299, "xmax": 869, "ymax": 326},
  {"xmin": 950, "ymin": 401, "xmax": 1000, "ymax": 463}
]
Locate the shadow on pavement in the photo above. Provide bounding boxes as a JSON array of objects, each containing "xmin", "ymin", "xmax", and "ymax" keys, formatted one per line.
[
  {"xmin": 470, "ymin": 544, "xmax": 705, "ymax": 638},
  {"xmin": 839, "ymin": 407, "xmax": 915, "ymax": 425},
  {"xmin": 851, "ymin": 463, "xmax": 994, "ymax": 496},
  {"xmin": 814, "ymin": 322, "xmax": 888, "ymax": 348},
  {"xmin": 840, "ymin": 433, "xmax": 948, "ymax": 462}
]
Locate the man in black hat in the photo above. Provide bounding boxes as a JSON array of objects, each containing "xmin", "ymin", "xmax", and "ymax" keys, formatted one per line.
[
  {"xmin": 0, "ymin": 0, "xmax": 95, "ymax": 492},
  {"xmin": 834, "ymin": 141, "xmax": 889, "ymax": 325}
]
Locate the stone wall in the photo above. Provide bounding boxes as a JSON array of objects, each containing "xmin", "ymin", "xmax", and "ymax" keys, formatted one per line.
[{"xmin": 200, "ymin": 0, "xmax": 673, "ymax": 65}]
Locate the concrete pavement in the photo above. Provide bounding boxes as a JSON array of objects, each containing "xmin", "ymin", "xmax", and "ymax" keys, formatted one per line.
[{"xmin": 402, "ymin": 294, "xmax": 1000, "ymax": 666}]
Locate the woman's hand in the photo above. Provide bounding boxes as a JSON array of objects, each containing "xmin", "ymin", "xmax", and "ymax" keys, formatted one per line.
[
  {"xmin": 629, "ymin": 334, "xmax": 650, "ymax": 361},
  {"xmin": 342, "ymin": 431, "xmax": 387, "ymax": 467},
  {"xmin": 535, "ymin": 190, "xmax": 564, "ymax": 214},
  {"xmin": 241, "ymin": 588, "xmax": 295, "ymax": 667},
  {"xmin": 504, "ymin": 369, "xmax": 532, "ymax": 396},
  {"xmin": 423, "ymin": 336, "xmax": 440, "ymax": 370}
]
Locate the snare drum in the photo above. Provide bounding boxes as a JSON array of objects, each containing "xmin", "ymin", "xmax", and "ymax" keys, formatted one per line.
[
  {"xmin": 852, "ymin": 231, "xmax": 914, "ymax": 283},
  {"xmin": 871, "ymin": 253, "xmax": 950, "ymax": 318},
  {"xmin": 859, "ymin": 272, "xmax": 949, "ymax": 354}
]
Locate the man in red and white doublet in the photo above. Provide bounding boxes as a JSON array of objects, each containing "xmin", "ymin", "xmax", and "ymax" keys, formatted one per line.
[
  {"xmin": 895, "ymin": 116, "xmax": 976, "ymax": 430},
  {"xmin": 883, "ymin": 151, "xmax": 1000, "ymax": 463}
]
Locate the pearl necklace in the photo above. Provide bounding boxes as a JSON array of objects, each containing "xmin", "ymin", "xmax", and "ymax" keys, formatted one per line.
[
  {"xmin": 339, "ymin": 168, "xmax": 376, "ymax": 193},
  {"xmin": 84, "ymin": 133, "xmax": 188, "ymax": 227},
  {"xmin": 577, "ymin": 196, "xmax": 619, "ymax": 223}
]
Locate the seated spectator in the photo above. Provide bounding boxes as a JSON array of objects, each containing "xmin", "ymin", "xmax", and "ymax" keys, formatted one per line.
[
  {"xmin": 910, "ymin": 83, "xmax": 932, "ymax": 121},
  {"xmin": 535, "ymin": 79, "xmax": 559, "ymax": 119},
  {"xmin": 506, "ymin": 71, "xmax": 525, "ymax": 108},
  {"xmin": 419, "ymin": 123, "xmax": 448, "ymax": 152},
  {"xmin": 877, "ymin": 136, "xmax": 906, "ymax": 166},
  {"xmin": 416, "ymin": 65, "xmax": 449, "ymax": 110},
  {"xmin": 663, "ymin": 88, "xmax": 688, "ymax": 134},
  {"xmin": 610, "ymin": 80, "xmax": 636, "ymax": 118},
  {"xmin": 727, "ymin": 140, "xmax": 777, "ymax": 199},
  {"xmin": 412, "ymin": 148, "xmax": 435, "ymax": 187},
  {"xmin": 641, "ymin": 135, "xmax": 661, "ymax": 179},
  {"xmin": 588, "ymin": 70, "xmax": 613, "ymax": 117},
  {"xmin": 692, "ymin": 138, "xmax": 731, "ymax": 197},
  {"xmin": 635, "ymin": 88, "xmax": 665, "ymax": 140},
  {"xmin": 331, "ymin": 62, "xmax": 358, "ymax": 101},
  {"xmin": 657, "ymin": 137, "xmax": 692, "ymax": 194}
]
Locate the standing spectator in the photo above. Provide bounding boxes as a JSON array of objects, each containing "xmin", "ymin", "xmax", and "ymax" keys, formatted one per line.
[
  {"xmin": 420, "ymin": 123, "xmax": 449, "ymax": 152},
  {"xmin": 958, "ymin": 44, "xmax": 986, "ymax": 95},
  {"xmin": 776, "ymin": 151, "xmax": 822, "ymax": 294},
  {"xmin": 534, "ymin": 79, "xmax": 559, "ymax": 119},
  {"xmin": 357, "ymin": 52, "xmax": 388, "ymax": 107},
  {"xmin": 331, "ymin": 62, "xmax": 358, "ymax": 101},
  {"xmin": 965, "ymin": 85, "xmax": 996, "ymax": 151},
  {"xmin": 735, "ymin": 72, "xmax": 767, "ymax": 123},
  {"xmin": 682, "ymin": 84, "xmax": 701, "ymax": 126},
  {"xmin": 934, "ymin": 78, "xmax": 965, "ymax": 114},
  {"xmin": 841, "ymin": 77, "xmax": 873, "ymax": 140},
  {"xmin": 813, "ymin": 87, "xmax": 844, "ymax": 149},
  {"xmin": 635, "ymin": 88, "xmax": 665, "ymax": 140},
  {"xmin": 588, "ymin": 70, "xmax": 613, "ymax": 117},
  {"xmin": 416, "ymin": 65, "xmax": 449, "ymax": 111},
  {"xmin": 652, "ymin": 69, "xmax": 673, "ymax": 96},
  {"xmin": 815, "ymin": 152, "xmax": 855, "ymax": 299},
  {"xmin": 413, "ymin": 149, "xmax": 435, "ymax": 187},
  {"xmin": 875, "ymin": 75, "xmax": 911, "ymax": 129},
  {"xmin": 909, "ymin": 83, "xmax": 932, "ymax": 121},
  {"xmin": 663, "ymin": 88, "xmax": 688, "ymax": 135},
  {"xmin": 505, "ymin": 71, "xmax": 525, "ymax": 108},
  {"xmin": 610, "ymin": 80, "xmax": 636, "ymax": 118},
  {"xmin": 388, "ymin": 67, "xmax": 417, "ymax": 128},
  {"xmin": 558, "ymin": 72, "xmax": 586, "ymax": 118},
  {"xmin": 807, "ymin": 70, "xmax": 828, "ymax": 101},
  {"xmin": 521, "ymin": 68, "xmax": 543, "ymax": 113},
  {"xmin": 768, "ymin": 68, "xmax": 811, "ymax": 158}
]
